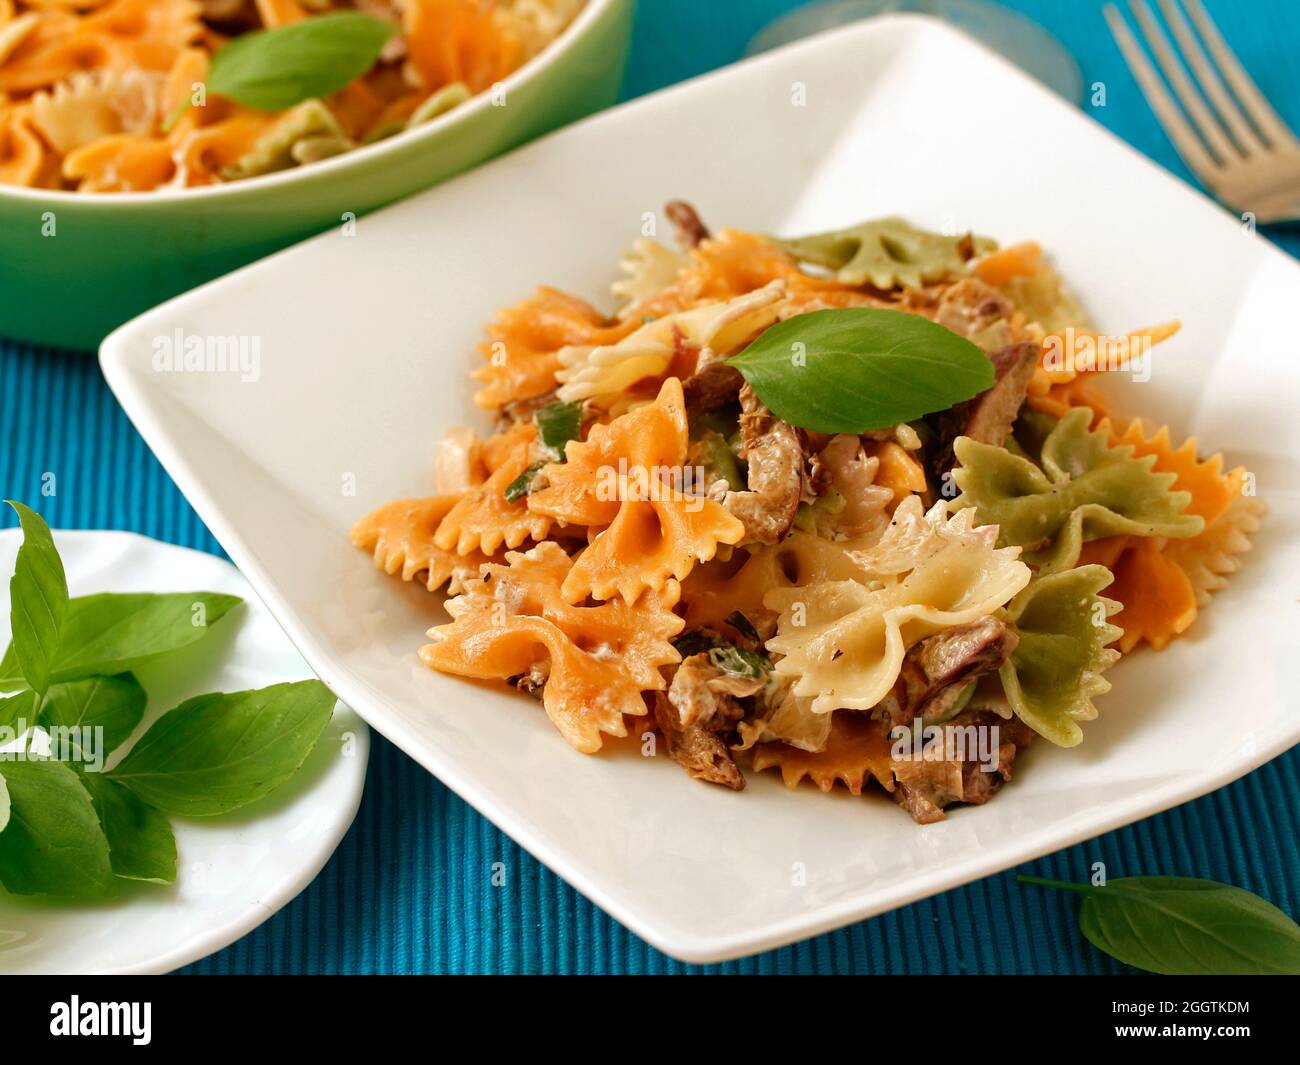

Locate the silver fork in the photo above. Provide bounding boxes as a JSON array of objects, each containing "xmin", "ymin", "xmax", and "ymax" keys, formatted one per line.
[{"xmin": 1105, "ymin": 0, "xmax": 1300, "ymax": 222}]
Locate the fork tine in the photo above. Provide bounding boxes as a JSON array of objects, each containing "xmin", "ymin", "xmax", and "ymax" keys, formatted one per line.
[
  {"xmin": 1158, "ymin": 0, "xmax": 1264, "ymax": 153},
  {"xmin": 1104, "ymin": 4, "xmax": 1222, "ymax": 179},
  {"xmin": 1182, "ymin": 0, "xmax": 1297, "ymax": 148},
  {"xmin": 1128, "ymin": 0, "xmax": 1238, "ymax": 162}
]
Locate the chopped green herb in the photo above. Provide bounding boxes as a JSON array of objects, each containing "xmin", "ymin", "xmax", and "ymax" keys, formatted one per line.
[
  {"xmin": 724, "ymin": 611, "xmax": 761, "ymax": 645},
  {"xmin": 504, "ymin": 461, "xmax": 547, "ymax": 503},
  {"xmin": 672, "ymin": 629, "xmax": 728, "ymax": 658},
  {"xmin": 707, "ymin": 645, "xmax": 770, "ymax": 680},
  {"xmin": 534, "ymin": 401, "xmax": 583, "ymax": 460}
]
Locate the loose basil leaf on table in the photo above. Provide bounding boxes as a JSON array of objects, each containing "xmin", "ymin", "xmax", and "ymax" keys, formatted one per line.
[
  {"xmin": 0, "ymin": 759, "xmax": 115, "ymax": 898},
  {"xmin": 79, "ymin": 772, "xmax": 177, "ymax": 885},
  {"xmin": 0, "ymin": 591, "xmax": 242, "ymax": 689},
  {"xmin": 39, "ymin": 673, "xmax": 148, "ymax": 760},
  {"xmin": 726, "ymin": 308, "xmax": 995, "ymax": 433},
  {"xmin": 108, "ymin": 680, "xmax": 336, "ymax": 816},
  {"xmin": 1020, "ymin": 875, "xmax": 1300, "ymax": 975},
  {"xmin": 5, "ymin": 501, "xmax": 69, "ymax": 695}
]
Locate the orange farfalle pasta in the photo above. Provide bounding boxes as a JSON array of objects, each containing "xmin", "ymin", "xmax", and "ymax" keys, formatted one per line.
[
  {"xmin": 0, "ymin": 102, "xmax": 44, "ymax": 186},
  {"xmin": 404, "ymin": 0, "xmax": 522, "ymax": 96},
  {"xmin": 972, "ymin": 241, "xmax": 1042, "ymax": 287},
  {"xmin": 254, "ymin": 0, "xmax": 310, "ymax": 28},
  {"xmin": 863, "ymin": 439, "xmax": 927, "ymax": 509},
  {"xmin": 529, "ymin": 378, "xmax": 744, "ymax": 602},
  {"xmin": 0, "ymin": 0, "xmax": 203, "ymax": 95},
  {"xmin": 473, "ymin": 286, "xmax": 637, "ymax": 409},
  {"xmin": 1029, "ymin": 320, "xmax": 1180, "ymax": 405},
  {"xmin": 420, "ymin": 542, "xmax": 683, "ymax": 753},
  {"xmin": 1100, "ymin": 536, "xmax": 1198, "ymax": 653},
  {"xmin": 351, "ymin": 495, "xmax": 490, "ymax": 594},
  {"xmin": 751, "ymin": 712, "xmax": 896, "ymax": 795},
  {"xmin": 434, "ymin": 422, "xmax": 552, "ymax": 555},
  {"xmin": 679, "ymin": 531, "xmax": 869, "ymax": 632},
  {"xmin": 1099, "ymin": 418, "xmax": 1241, "ymax": 525},
  {"xmin": 1074, "ymin": 420, "xmax": 1252, "ymax": 652},
  {"xmin": 1026, "ymin": 372, "xmax": 1112, "ymax": 423}
]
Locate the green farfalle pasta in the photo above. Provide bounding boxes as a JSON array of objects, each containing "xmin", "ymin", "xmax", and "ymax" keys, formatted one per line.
[
  {"xmin": 952, "ymin": 407, "xmax": 1204, "ymax": 573},
  {"xmin": 998, "ymin": 565, "xmax": 1122, "ymax": 747},
  {"xmin": 223, "ymin": 99, "xmax": 351, "ymax": 181},
  {"xmin": 774, "ymin": 216, "xmax": 995, "ymax": 289},
  {"xmin": 407, "ymin": 82, "xmax": 471, "ymax": 128}
]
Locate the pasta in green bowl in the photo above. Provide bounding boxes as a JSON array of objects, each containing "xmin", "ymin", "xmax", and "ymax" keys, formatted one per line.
[{"xmin": 0, "ymin": 0, "xmax": 632, "ymax": 349}]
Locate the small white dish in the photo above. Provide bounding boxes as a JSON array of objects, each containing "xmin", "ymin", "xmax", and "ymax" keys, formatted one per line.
[
  {"xmin": 100, "ymin": 14, "xmax": 1300, "ymax": 963},
  {"xmin": 0, "ymin": 531, "xmax": 369, "ymax": 975}
]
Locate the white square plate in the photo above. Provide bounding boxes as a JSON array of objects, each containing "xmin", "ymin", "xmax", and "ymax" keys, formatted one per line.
[{"xmin": 101, "ymin": 14, "xmax": 1300, "ymax": 963}]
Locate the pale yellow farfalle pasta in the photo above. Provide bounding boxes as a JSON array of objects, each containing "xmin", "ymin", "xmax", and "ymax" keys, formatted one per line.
[
  {"xmin": 764, "ymin": 499, "xmax": 1031, "ymax": 714},
  {"xmin": 555, "ymin": 280, "xmax": 788, "ymax": 404},
  {"xmin": 27, "ymin": 68, "xmax": 160, "ymax": 154},
  {"xmin": 611, "ymin": 237, "xmax": 691, "ymax": 319}
]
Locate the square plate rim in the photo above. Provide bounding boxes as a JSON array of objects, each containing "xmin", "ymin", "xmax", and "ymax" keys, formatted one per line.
[{"xmin": 99, "ymin": 12, "xmax": 1300, "ymax": 964}]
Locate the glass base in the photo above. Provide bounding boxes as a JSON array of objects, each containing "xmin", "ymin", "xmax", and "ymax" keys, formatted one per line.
[{"xmin": 746, "ymin": 0, "xmax": 1084, "ymax": 104}]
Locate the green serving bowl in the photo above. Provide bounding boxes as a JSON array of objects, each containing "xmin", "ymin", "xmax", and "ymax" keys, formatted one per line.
[{"xmin": 0, "ymin": 0, "xmax": 633, "ymax": 351}]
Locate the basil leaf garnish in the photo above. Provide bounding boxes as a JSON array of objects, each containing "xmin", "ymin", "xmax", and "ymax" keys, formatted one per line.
[
  {"xmin": 1021, "ymin": 875, "xmax": 1300, "ymax": 975},
  {"xmin": 5, "ymin": 501, "xmax": 68, "ymax": 695},
  {"xmin": 0, "ymin": 759, "xmax": 115, "ymax": 898},
  {"xmin": 108, "ymin": 680, "xmax": 336, "ymax": 816},
  {"xmin": 208, "ymin": 12, "xmax": 397, "ymax": 112},
  {"xmin": 727, "ymin": 308, "xmax": 995, "ymax": 433}
]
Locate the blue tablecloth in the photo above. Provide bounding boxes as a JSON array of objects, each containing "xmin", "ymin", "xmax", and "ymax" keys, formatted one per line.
[{"xmin": 3, "ymin": 0, "xmax": 1298, "ymax": 974}]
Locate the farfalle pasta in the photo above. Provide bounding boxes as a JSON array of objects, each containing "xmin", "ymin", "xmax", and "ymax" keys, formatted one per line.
[
  {"xmin": 0, "ymin": 0, "xmax": 585, "ymax": 192},
  {"xmin": 354, "ymin": 202, "xmax": 1263, "ymax": 823}
]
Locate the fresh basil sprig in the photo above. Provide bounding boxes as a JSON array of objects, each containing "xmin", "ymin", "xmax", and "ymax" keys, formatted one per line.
[
  {"xmin": 39, "ymin": 674, "xmax": 147, "ymax": 758},
  {"xmin": 0, "ymin": 759, "xmax": 116, "ymax": 898},
  {"xmin": 166, "ymin": 12, "xmax": 396, "ymax": 129},
  {"xmin": 109, "ymin": 682, "xmax": 337, "ymax": 817},
  {"xmin": 0, "ymin": 504, "xmax": 337, "ymax": 898},
  {"xmin": 0, "ymin": 590, "xmax": 242, "ymax": 690},
  {"xmin": 5, "ymin": 501, "xmax": 68, "ymax": 695},
  {"xmin": 1021, "ymin": 874, "xmax": 1300, "ymax": 975},
  {"xmin": 727, "ymin": 308, "xmax": 994, "ymax": 433},
  {"xmin": 79, "ymin": 772, "xmax": 177, "ymax": 884}
]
